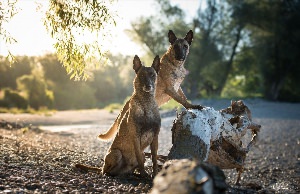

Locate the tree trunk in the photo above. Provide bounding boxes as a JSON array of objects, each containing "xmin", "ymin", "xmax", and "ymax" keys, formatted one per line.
[{"xmin": 217, "ymin": 25, "xmax": 243, "ymax": 96}]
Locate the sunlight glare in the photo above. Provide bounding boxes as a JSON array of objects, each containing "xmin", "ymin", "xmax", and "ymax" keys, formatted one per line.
[{"xmin": 0, "ymin": 0, "xmax": 199, "ymax": 57}]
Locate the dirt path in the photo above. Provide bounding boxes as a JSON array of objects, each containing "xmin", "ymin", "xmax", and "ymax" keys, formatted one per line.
[{"xmin": 1, "ymin": 99, "xmax": 299, "ymax": 193}]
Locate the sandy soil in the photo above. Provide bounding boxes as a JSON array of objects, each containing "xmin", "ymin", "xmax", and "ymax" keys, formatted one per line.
[{"xmin": 0, "ymin": 99, "xmax": 299, "ymax": 193}]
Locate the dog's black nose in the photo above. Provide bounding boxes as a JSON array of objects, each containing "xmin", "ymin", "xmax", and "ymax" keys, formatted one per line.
[{"xmin": 143, "ymin": 85, "xmax": 153, "ymax": 92}]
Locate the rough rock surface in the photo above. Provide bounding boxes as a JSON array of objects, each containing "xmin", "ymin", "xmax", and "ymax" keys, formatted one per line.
[
  {"xmin": 151, "ymin": 159, "xmax": 227, "ymax": 194},
  {"xmin": 169, "ymin": 101, "xmax": 261, "ymax": 183}
]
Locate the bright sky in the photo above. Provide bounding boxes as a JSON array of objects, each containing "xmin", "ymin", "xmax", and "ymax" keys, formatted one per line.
[{"xmin": 0, "ymin": 0, "xmax": 200, "ymax": 57}]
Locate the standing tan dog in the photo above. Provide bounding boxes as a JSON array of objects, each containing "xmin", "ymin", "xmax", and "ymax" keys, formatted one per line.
[
  {"xmin": 76, "ymin": 55, "xmax": 160, "ymax": 177},
  {"xmin": 99, "ymin": 30, "xmax": 203, "ymax": 141}
]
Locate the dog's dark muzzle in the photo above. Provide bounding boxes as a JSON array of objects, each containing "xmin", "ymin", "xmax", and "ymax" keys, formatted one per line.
[
  {"xmin": 143, "ymin": 85, "xmax": 154, "ymax": 92},
  {"xmin": 174, "ymin": 45, "xmax": 187, "ymax": 61}
]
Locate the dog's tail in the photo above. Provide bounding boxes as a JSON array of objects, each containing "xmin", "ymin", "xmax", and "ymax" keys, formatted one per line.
[
  {"xmin": 98, "ymin": 100, "xmax": 130, "ymax": 141},
  {"xmin": 98, "ymin": 119, "xmax": 119, "ymax": 140},
  {"xmin": 75, "ymin": 163, "xmax": 102, "ymax": 173}
]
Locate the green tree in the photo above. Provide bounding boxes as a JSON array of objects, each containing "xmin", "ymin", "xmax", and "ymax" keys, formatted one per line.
[
  {"xmin": 221, "ymin": 46, "xmax": 262, "ymax": 98},
  {"xmin": 231, "ymin": 0, "xmax": 300, "ymax": 101},
  {"xmin": 90, "ymin": 54, "xmax": 134, "ymax": 107},
  {"xmin": 129, "ymin": 0, "xmax": 240, "ymax": 99},
  {"xmin": 17, "ymin": 66, "xmax": 54, "ymax": 109},
  {"xmin": 0, "ymin": 88, "xmax": 28, "ymax": 109},
  {"xmin": 130, "ymin": 0, "xmax": 186, "ymax": 57},
  {"xmin": 39, "ymin": 54, "xmax": 69, "ymax": 84},
  {"xmin": 38, "ymin": 54, "xmax": 97, "ymax": 110},
  {"xmin": 52, "ymin": 82, "xmax": 96, "ymax": 110},
  {"xmin": 0, "ymin": 56, "xmax": 32, "ymax": 89}
]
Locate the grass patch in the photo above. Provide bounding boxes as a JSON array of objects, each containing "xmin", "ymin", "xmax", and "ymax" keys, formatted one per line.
[
  {"xmin": 104, "ymin": 103, "xmax": 123, "ymax": 113},
  {"xmin": 0, "ymin": 107, "xmax": 56, "ymax": 116},
  {"xmin": 160, "ymin": 99, "xmax": 183, "ymax": 110},
  {"xmin": 104, "ymin": 98, "xmax": 185, "ymax": 112}
]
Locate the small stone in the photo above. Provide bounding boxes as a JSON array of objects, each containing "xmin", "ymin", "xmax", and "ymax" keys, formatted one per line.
[
  {"xmin": 129, "ymin": 187, "xmax": 135, "ymax": 193},
  {"xmin": 86, "ymin": 181, "xmax": 94, "ymax": 187},
  {"xmin": 137, "ymin": 183, "xmax": 145, "ymax": 188}
]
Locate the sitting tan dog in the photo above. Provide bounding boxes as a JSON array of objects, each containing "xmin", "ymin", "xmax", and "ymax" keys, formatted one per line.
[
  {"xmin": 76, "ymin": 55, "xmax": 161, "ymax": 177},
  {"xmin": 102, "ymin": 55, "xmax": 161, "ymax": 177}
]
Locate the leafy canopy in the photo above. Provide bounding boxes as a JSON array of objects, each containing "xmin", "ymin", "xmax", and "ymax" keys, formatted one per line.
[
  {"xmin": 0, "ymin": 0, "xmax": 19, "ymax": 63},
  {"xmin": 1, "ymin": 0, "xmax": 116, "ymax": 80},
  {"xmin": 44, "ymin": 0, "xmax": 116, "ymax": 80}
]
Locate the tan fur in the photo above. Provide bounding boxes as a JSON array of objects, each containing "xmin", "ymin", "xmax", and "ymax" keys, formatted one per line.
[
  {"xmin": 98, "ymin": 30, "xmax": 203, "ymax": 141},
  {"xmin": 155, "ymin": 31, "xmax": 200, "ymax": 108},
  {"xmin": 77, "ymin": 56, "xmax": 161, "ymax": 177}
]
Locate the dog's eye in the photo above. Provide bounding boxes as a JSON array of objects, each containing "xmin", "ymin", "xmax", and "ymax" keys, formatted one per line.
[{"xmin": 184, "ymin": 45, "xmax": 188, "ymax": 49}]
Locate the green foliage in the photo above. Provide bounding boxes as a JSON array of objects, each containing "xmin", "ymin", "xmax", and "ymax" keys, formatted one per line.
[
  {"xmin": 129, "ymin": 0, "xmax": 300, "ymax": 102},
  {"xmin": 44, "ymin": 0, "xmax": 116, "ymax": 80},
  {"xmin": 160, "ymin": 99, "xmax": 183, "ymax": 110},
  {"xmin": 16, "ymin": 67, "xmax": 54, "ymax": 110},
  {"xmin": 91, "ymin": 64, "xmax": 133, "ymax": 107},
  {"xmin": 38, "ymin": 54, "xmax": 69, "ymax": 83},
  {"xmin": 104, "ymin": 103, "xmax": 123, "ymax": 113},
  {"xmin": 0, "ymin": 54, "xmax": 137, "ymax": 111},
  {"xmin": 1, "ymin": 0, "xmax": 117, "ymax": 79},
  {"xmin": 130, "ymin": 0, "xmax": 236, "ymax": 99},
  {"xmin": 230, "ymin": 0, "xmax": 300, "ymax": 101},
  {"xmin": 224, "ymin": 46, "xmax": 262, "ymax": 98},
  {"xmin": 0, "ymin": 56, "xmax": 32, "ymax": 89},
  {"xmin": 1, "ymin": 0, "xmax": 300, "ymax": 104},
  {"xmin": 0, "ymin": 88, "xmax": 28, "ymax": 109},
  {"xmin": 53, "ymin": 82, "xmax": 97, "ymax": 110},
  {"xmin": 129, "ymin": 0, "xmax": 186, "ymax": 57},
  {"xmin": 0, "ymin": 0, "xmax": 19, "ymax": 64}
]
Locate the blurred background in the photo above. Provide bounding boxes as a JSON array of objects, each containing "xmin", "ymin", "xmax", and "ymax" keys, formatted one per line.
[{"xmin": 0, "ymin": 0, "xmax": 299, "ymax": 112}]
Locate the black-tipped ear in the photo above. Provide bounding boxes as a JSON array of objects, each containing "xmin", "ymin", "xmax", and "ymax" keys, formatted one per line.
[
  {"xmin": 152, "ymin": 55, "xmax": 160, "ymax": 74},
  {"xmin": 184, "ymin": 30, "xmax": 193, "ymax": 45},
  {"xmin": 168, "ymin": 30, "xmax": 177, "ymax": 45},
  {"xmin": 133, "ymin": 55, "xmax": 142, "ymax": 74}
]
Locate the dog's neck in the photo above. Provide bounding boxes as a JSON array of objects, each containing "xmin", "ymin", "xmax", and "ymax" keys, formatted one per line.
[{"xmin": 132, "ymin": 91, "xmax": 156, "ymax": 111}]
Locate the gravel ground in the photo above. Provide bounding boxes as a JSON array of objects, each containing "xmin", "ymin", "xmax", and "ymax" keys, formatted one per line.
[{"xmin": 0, "ymin": 99, "xmax": 299, "ymax": 193}]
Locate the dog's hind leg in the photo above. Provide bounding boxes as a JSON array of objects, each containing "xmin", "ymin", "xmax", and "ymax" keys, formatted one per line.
[
  {"xmin": 98, "ymin": 100, "xmax": 130, "ymax": 140},
  {"xmin": 102, "ymin": 149, "xmax": 123, "ymax": 176}
]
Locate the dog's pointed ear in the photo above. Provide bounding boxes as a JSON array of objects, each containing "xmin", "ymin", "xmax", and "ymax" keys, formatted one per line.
[
  {"xmin": 133, "ymin": 55, "xmax": 142, "ymax": 74},
  {"xmin": 184, "ymin": 30, "xmax": 193, "ymax": 45},
  {"xmin": 168, "ymin": 30, "xmax": 177, "ymax": 45},
  {"xmin": 152, "ymin": 55, "xmax": 160, "ymax": 74}
]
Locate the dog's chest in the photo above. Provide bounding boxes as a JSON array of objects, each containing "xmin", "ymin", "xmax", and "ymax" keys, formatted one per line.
[
  {"xmin": 136, "ymin": 109, "xmax": 159, "ymax": 127},
  {"xmin": 141, "ymin": 131, "xmax": 154, "ymax": 149},
  {"xmin": 171, "ymin": 67, "xmax": 186, "ymax": 90}
]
